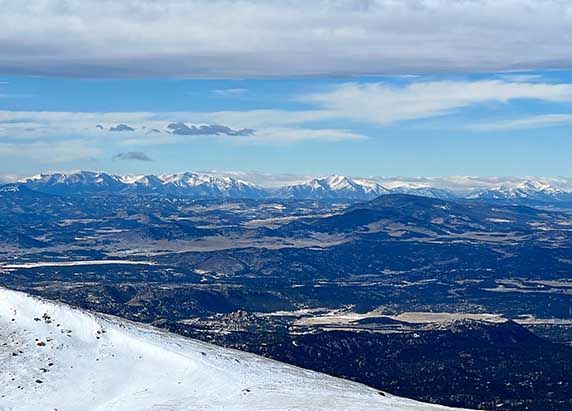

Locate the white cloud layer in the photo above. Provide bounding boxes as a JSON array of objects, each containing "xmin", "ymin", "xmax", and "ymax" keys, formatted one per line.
[
  {"xmin": 0, "ymin": 109, "xmax": 366, "ymax": 161},
  {"xmin": 1, "ymin": 0, "xmax": 572, "ymax": 77},
  {"xmin": 3, "ymin": 79, "xmax": 571, "ymax": 138},
  {"xmin": 469, "ymin": 114, "xmax": 572, "ymax": 131},
  {"xmin": 302, "ymin": 80, "xmax": 572, "ymax": 125},
  {"xmin": 0, "ymin": 173, "xmax": 22, "ymax": 183},
  {"xmin": 1, "ymin": 78, "xmax": 571, "ymax": 162}
]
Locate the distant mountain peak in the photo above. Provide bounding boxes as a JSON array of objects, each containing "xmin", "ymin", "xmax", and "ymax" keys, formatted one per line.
[
  {"xmin": 467, "ymin": 179, "xmax": 568, "ymax": 201},
  {"xmin": 276, "ymin": 175, "xmax": 389, "ymax": 200}
]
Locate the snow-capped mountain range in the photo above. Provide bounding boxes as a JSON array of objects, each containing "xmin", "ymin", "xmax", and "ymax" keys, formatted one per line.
[
  {"xmin": 0, "ymin": 287, "xmax": 464, "ymax": 410},
  {"xmin": 9, "ymin": 171, "xmax": 572, "ymax": 202},
  {"xmin": 20, "ymin": 171, "xmax": 267, "ymax": 199},
  {"xmin": 466, "ymin": 180, "xmax": 569, "ymax": 201},
  {"xmin": 275, "ymin": 175, "xmax": 390, "ymax": 200}
]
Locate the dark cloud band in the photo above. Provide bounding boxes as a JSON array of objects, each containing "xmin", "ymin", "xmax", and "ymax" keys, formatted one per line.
[
  {"xmin": 110, "ymin": 124, "xmax": 135, "ymax": 132},
  {"xmin": 166, "ymin": 122, "xmax": 254, "ymax": 137},
  {"xmin": 112, "ymin": 152, "xmax": 153, "ymax": 162}
]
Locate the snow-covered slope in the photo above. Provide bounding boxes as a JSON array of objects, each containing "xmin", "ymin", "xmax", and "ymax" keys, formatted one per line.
[
  {"xmin": 0, "ymin": 288, "xmax": 465, "ymax": 411},
  {"xmin": 156, "ymin": 172, "xmax": 266, "ymax": 198},
  {"xmin": 275, "ymin": 175, "xmax": 389, "ymax": 200},
  {"xmin": 119, "ymin": 174, "xmax": 165, "ymax": 192}
]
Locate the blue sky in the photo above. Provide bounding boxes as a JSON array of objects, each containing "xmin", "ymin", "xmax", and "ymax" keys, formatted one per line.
[
  {"xmin": 2, "ymin": 71, "xmax": 572, "ymax": 179},
  {"xmin": 1, "ymin": 1, "xmax": 572, "ymax": 180}
]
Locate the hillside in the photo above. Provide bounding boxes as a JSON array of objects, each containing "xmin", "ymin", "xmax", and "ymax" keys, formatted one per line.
[{"xmin": 0, "ymin": 288, "xmax": 464, "ymax": 411}]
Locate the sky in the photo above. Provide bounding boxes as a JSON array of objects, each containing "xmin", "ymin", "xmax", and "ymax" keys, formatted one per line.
[{"xmin": 1, "ymin": 0, "xmax": 572, "ymax": 180}]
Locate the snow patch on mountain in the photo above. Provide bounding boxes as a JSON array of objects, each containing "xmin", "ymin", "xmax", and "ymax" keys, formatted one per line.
[{"xmin": 0, "ymin": 184, "xmax": 21, "ymax": 193}]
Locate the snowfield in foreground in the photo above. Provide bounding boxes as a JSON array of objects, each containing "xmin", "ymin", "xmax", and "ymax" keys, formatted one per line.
[{"xmin": 0, "ymin": 288, "xmax": 466, "ymax": 411}]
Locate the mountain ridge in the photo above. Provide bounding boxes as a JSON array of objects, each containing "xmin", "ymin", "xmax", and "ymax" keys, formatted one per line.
[{"xmin": 9, "ymin": 171, "xmax": 572, "ymax": 202}]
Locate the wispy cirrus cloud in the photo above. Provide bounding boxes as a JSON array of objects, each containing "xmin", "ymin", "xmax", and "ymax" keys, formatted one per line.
[
  {"xmin": 469, "ymin": 114, "xmax": 572, "ymax": 131},
  {"xmin": 210, "ymin": 88, "xmax": 248, "ymax": 97},
  {"xmin": 301, "ymin": 80, "xmax": 572, "ymax": 126},
  {"xmin": 118, "ymin": 127, "xmax": 368, "ymax": 147},
  {"xmin": 2, "ymin": 1, "xmax": 572, "ymax": 77},
  {"xmin": 236, "ymin": 128, "xmax": 367, "ymax": 144},
  {"xmin": 497, "ymin": 73, "xmax": 546, "ymax": 83}
]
